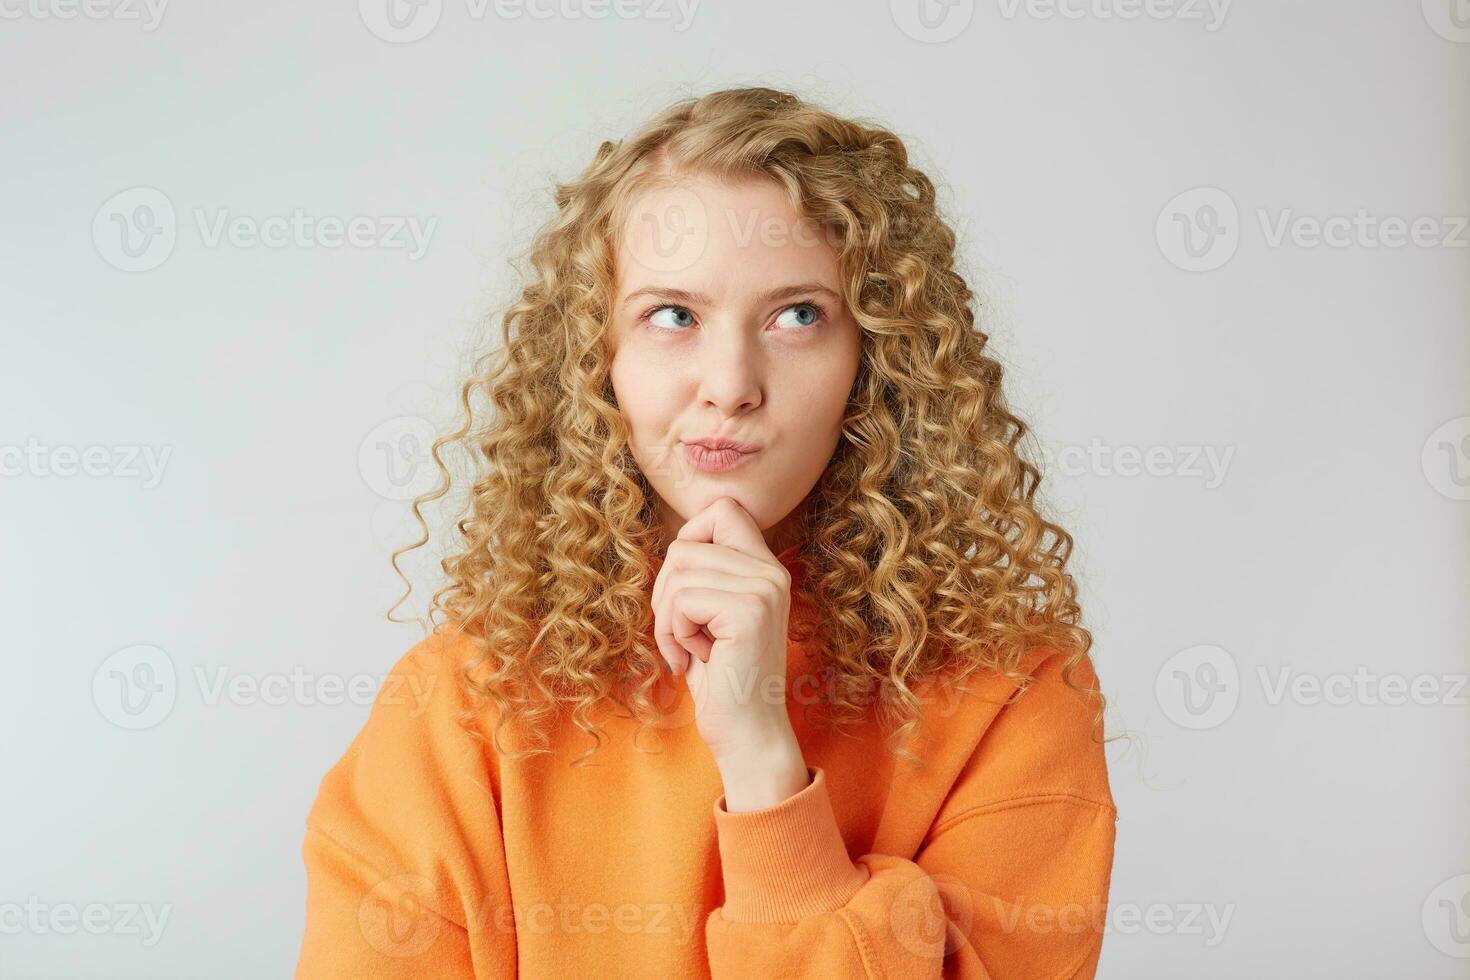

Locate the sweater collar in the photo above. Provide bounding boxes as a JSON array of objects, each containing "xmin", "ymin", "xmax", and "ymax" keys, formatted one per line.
[{"xmin": 774, "ymin": 538, "xmax": 806, "ymax": 581}]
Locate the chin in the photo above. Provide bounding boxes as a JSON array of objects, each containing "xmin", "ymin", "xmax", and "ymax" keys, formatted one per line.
[{"xmin": 665, "ymin": 489, "xmax": 770, "ymax": 527}]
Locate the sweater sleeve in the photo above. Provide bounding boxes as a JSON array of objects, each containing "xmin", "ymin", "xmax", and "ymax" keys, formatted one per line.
[
  {"xmin": 294, "ymin": 633, "xmax": 517, "ymax": 979},
  {"xmin": 704, "ymin": 650, "xmax": 1118, "ymax": 980}
]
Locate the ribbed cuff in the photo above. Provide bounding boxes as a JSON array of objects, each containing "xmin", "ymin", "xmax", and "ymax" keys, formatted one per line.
[{"xmin": 711, "ymin": 765, "xmax": 871, "ymax": 923}]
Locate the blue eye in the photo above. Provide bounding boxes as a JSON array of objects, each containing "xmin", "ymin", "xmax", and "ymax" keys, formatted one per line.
[
  {"xmin": 775, "ymin": 301, "xmax": 826, "ymax": 329},
  {"xmin": 637, "ymin": 300, "xmax": 828, "ymax": 333},
  {"xmin": 644, "ymin": 305, "xmax": 696, "ymax": 331}
]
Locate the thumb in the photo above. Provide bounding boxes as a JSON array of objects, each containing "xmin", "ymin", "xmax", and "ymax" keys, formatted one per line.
[{"xmin": 658, "ymin": 635, "xmax": 690, "ymax": 676}]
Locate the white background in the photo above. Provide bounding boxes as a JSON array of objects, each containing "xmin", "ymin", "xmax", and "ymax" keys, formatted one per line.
[{"xmin": 2, "ymin": 1, "xmax": 1467, "ymax": 977}]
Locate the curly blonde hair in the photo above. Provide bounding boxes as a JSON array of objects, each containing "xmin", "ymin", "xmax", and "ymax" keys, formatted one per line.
[{"xmin": 390, "ymin": 85, "xmax": 1108, "ymax": 768}]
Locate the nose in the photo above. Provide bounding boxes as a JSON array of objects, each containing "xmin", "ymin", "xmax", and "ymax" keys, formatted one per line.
[{"xmin": 693, "ymin": 316, "xmax": 763, "ymax": 416}]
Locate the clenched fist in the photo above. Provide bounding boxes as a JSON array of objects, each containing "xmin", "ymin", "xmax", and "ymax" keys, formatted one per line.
[{"xmin": 650, "ymin": 496, "xmax": 797, "ymax": 765}]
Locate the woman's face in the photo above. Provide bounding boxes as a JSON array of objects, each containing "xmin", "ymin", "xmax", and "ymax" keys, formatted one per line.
[{"xmin": 607, "ymin": 172, "xmax": 862, "ymax": 551}]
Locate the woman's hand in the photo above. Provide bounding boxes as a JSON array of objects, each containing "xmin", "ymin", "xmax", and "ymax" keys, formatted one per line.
[{"xmin": 650, "ymin": 496, "xmax": 799, "ymax": 769}]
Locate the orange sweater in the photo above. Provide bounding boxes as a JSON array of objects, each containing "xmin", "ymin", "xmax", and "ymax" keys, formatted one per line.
[{"xmin": 295, "ymin": 545, "xmax": 1118, "ymax": 979}]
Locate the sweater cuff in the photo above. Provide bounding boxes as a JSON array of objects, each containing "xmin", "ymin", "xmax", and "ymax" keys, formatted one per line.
[{"xmin": 711, "ymin": 765, "xmax": 871, "ymax": 923}]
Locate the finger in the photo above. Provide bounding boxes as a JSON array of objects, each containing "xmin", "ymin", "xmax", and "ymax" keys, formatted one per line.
[
  {"xmin": 655, "ymin": 628, "xmax": 691, "ymax": 676},
  {"xmin": 651, "ymin": 544, "xmax": 677, "ymax": 610},
  {"xmin": 659, "ymin": 539, "xmax": 783, "ymax": 585},
  {"xmin": 682, "ymin": 647, "xmax": 705, "ymax": 688},
  {"xmin": 654, "ymin": 505, "xmax": 780, "ymax": 637},
  {"xmin": 664, "ymin": 566, "xmax": 781, "ymax": 600},
  {"xmin": 652, "ymin": 545, "xmax": 778, "ymax": 665},
  {"xmin": 669, "ymin": 586, "xmax": 763, "ymax": 663},
  {"xmin": 672, "ymin": 612, "xmax": 714, "ymax": 664},
  {"xmin": 650, "ymin": 559, "xmax": 683, "ymax": 675},
  {"xmin": 653, "ymin": 573, "xmax": 690, "ymax": 673},
  {"xmin": 674, "ymin": 496, "xmax": 772, "ymax": 563},
  {"xmin": 656, "ymin": 588, "xmax": 709, "ymax": 667},
  {"xmin": 660, "ymin": 567, "xmax": 783, "ymax": 664},
  {"xmin": 651, "ymin": 547, "xmax": 699, "ymax": 674}
]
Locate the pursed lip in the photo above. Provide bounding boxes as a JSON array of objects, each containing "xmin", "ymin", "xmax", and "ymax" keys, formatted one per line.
[{"xmin": 683, "ymin": 437, "xmax": 759, "ymax": 453}]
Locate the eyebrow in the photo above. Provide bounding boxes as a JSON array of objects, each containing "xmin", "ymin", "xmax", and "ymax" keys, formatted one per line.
[{"xmin": 620, "ymin": 282, "xmax": 841, "ymax": 309}]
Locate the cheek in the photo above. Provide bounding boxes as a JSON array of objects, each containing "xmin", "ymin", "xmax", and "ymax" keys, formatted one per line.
[
  {"xmin": 610, "ymin": 355, "xmax": 675, "ymax": 440},
  {"xmin": 776, "ymin": 365, "xmax": 854, "ymax": 457},
  {"xmin": 807, "ymin": 351, "xmax": 859, "ymax": 428},
  {"xmin": 609, "ymin": 348, "xmax": 643, "ymax": 413}
]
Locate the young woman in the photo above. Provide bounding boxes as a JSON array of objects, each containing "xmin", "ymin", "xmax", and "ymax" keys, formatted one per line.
[{"xmin": 295, "ymin": 86, "xmax": 1117, "ymax": 979}]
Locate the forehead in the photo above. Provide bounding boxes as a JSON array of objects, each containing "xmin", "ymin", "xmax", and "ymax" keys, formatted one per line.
[{"xmin": 613, "ymin": 173, "xmax": 840, "ymax": 298}]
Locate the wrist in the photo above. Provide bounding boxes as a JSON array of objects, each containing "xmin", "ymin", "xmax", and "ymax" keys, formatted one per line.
[{"xmin": 714, "ymin": 726, "xmax": 808, "ymax": 813}]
